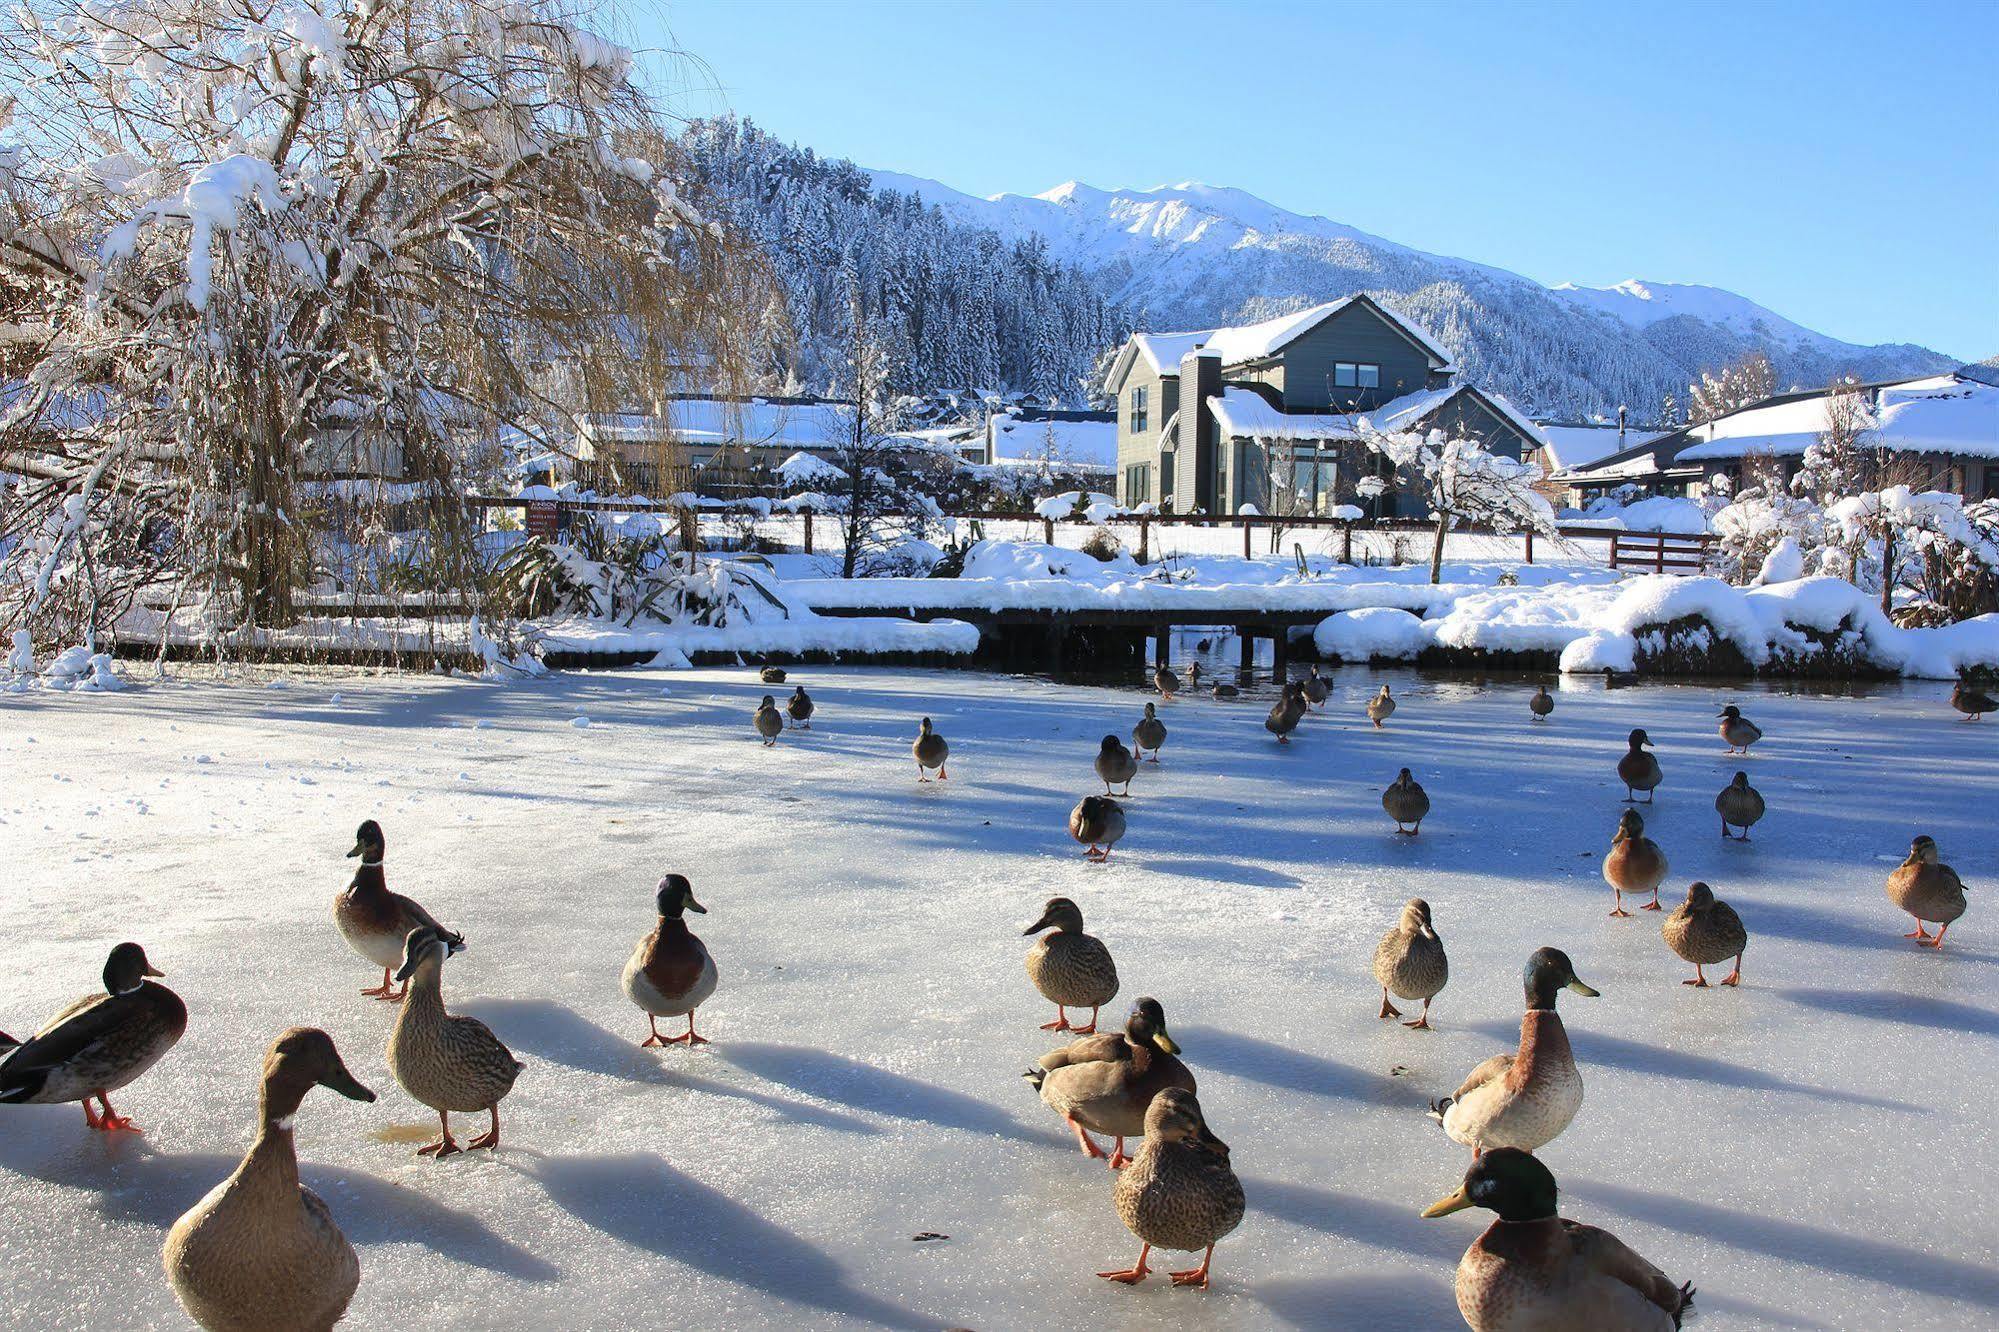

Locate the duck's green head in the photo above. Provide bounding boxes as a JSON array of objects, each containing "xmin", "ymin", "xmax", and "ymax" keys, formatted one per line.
[
  {"xmin": 103, "ymin": 942, "xmax": 163, "ymax": 996},
  {"xmin": 1125, "ymin": 997, "xmax": 1179, "ymax": 1056},
  {"xmin": 656, "ymin": 874, "xmax": 706, "ymax": 918},
  {"xmin": 1422, "ymin": 1148, "xmax": 1557, "ymax": 1223},
  {"xmin": 1023, "ymin": 896, "xmax": 1083, "ymax": 936},
  {"xmin": 347, "ymin": 819, "xmax": 385, "ymax": 861},
  {"xmin": 1615, "ymin": 808, "xmax": 1645, "ymax": 841},
  {"xmin": 1146, "ymin": 1087, "xmax": 1228, "ymax": 1155},
  {"xmin": 265, "ymin": 1027, "xmax": 376, "ymax": 1109},
  {"xmin": 1718, "ymin": 704, "xmax": 1742, "ymax": 720},
  {"xmin": 1523, "ymin": 947, "xmax": 1597, "ymax": 1011},
  {"xmin": 393, "ymin": 925, "xmax": 464, "ymax": 983}
]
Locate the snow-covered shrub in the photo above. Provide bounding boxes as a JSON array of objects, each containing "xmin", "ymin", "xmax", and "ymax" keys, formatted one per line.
[
  {"xmin": 1828, "ymin": 488, "xmax": 1999, "ymax": 623},
  {"xmin": 1711, "ymin": 489, "xmax": 1826, "ymax": 585},
  {"xmin": 1361, "ymin": 427, "xmax": 1557, "ymax": 583},
  {"xmin": 492, "ymin": 538, "xmax": 789, "ymax": 629}
]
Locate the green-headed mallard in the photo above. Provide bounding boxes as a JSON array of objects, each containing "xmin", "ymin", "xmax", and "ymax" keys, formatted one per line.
[
  {"xmin": 753, "ymin": 695, "xmax": 782, "ymax": 747},
  {"xmin": 1717, "ymin": 704, "xmax": 1762, "ymax": 755},
  {"xmin": 1383, "ymin": 768, "xmax": 1430, "ymax": 835},
  {"xmin": 1095, "ymin": 734, "xmax": 1138, "ymax": 796},
  {"xmin": 1429, "ymin": 948, "xmax": 1597, "ymax": 1155},
  {"xmin": 0, "ymin": 941, "xmax": 186, "ymax": 1132},
  {"xmin": 1023, "ymin": 896, "xmax": 1118, "ymax": 1034},
  {"xmin": 1886, "ymin": 835, "xmax": 1968, "ymax": 949},
  {"xmin": 335, "ymin": 819, "xmax": 463, "ymax": 1001},
  {"xmin": 1367, "ymin": 683, "xmax": 1396, "ymax": 727},
  {"xmin": 913, "ymin": 716, "xmax": 949, "ymax": 780},
  {"xmin": 1603, "ymin": 808, "xmax": 1668, "ymax": 917},
  {"xmin": 1715, "ymin": 772, "xmax": 1765, "ymax": 840},
  {"xmin": 1132, "ymin": 702, "xmax": 1167, "ymax": 762},
  {"xmin": 1530, "ymin": 685, "xmax": 1554, "ymax": 721},
  {"xmin": 1618, "ymin": 729, "xmax": 1661, "ymax": 803},
  {"xmin": 1952, "ymin": 679, "xmax": 1997, "ymax": 722},
  {"xmin": 1070, "ymin": 794, "xmax": 1126, "ymax": 861},
  {"xmin": 1662, "ymin": 881, "xmax": 1747, "ymax": 987},
  {"xmin": 786, "ymin": 685, "xmax": 814, "ymax": 729},
  {"xmin": 1422, "ymin": 1148, "xmax": 1693, "ymax": 1331},
  {"xmin": 1096, "ymin": 1088, "xmax": 1244, "ymax": 1291},
  {"xmin": 1266, "ymin": 681, "xmax": 1306, "ymax": 743},
  {"xmin": 163, "ymin": 1028, "xmax": 376, "ymax": 1332},
  {"xmin": 1153, "ymin": 665, "xmax": 1180, "ymax": 700},
  {"xmin": 1374, "ymin": 898, "xmax": 1447, "ymax": 1028},
  {"xmin": 622, "ymin": 875, "xmax": 718, "ymax": 1046},
  {"xmin": 385, "ymin": 927, "xmax": 522, "ymax": 1158},
  {"xmin": 1028, "ymin": 998, "xmax": 1193, "ymax": 1169},
  {"xmin": 1303, "ymin": 668, "xmax": 1331, "ymax": 708}
]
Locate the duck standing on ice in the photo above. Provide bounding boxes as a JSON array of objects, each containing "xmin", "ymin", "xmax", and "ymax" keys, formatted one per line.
[
  {"xmin": 1070, "ymin": 795, "xmax": 1127, "ymax": 860},
  {"xmin": 1951, "ymin": 678, "xmax": 1997, "ymax": 721},
  {"xmin": 1603, "ymin": 809, "xmax": 1668, "ymax": 916},
  {"xmin": 1430, "ymin": 947, "xmax": 1597, "ymax": 1156},
  {"xmin": 1095, "ymin": 734, "xmax": 1138, "ymax": 796},
  {"xmin": 1096, "ymin": 1088, "xmax": 1244, "ymax": 1292},
  {"xmin": 1715, "ymin": 772, "xmax": 1765, "ymax": 840},
  {"xmin": 1383, "ymin": 768, "xmax": 1431, "ymax": 835},
  {"xmin": 1374, "ymin": 898, "xmax": 1447, "ymax": 1028},
  {"xmin": 753, "ymin": 695, "xmax": 783, "ymax": 747},
  {"xmin": 1886, "ymin": 835, "xmax": 1967, "ymax": 949},
  {"xmin": 1367, "ymin": 683, "xmax": 1397, "ymax": 727},
  {"xmin": 1029, "ymin": 999, "xmax": 1193, "ymax": 1170},
  {"xmin": 336, "ymin": 819, "xmax": 463, "ymax": 1001},
  {"xmin": 1132, "ymin": 702, "xmax": 1168, "ymax": 762},
  {"xmin": 386, "ymin": 927, "xmax": 522, "ymax": 1158},
  {"xmin": 1662, "ymin": 881, "xmax": 1748, "ymax": 987},
  {"xmin": 623, "ymin": 875, "xmax": 718, "ymax": 1046},
  {"xmin": 1023, "ymin": 896, "xmax": 1118, "ymax": 1035},
  {"xmin": 1266, "ymin": 681, "xmax": 1306, "ymax": 743},
  {"xmin": 0, "ymin": 942, "xmax": 185, "ymax": 1133},
  {"xmin": 786, "ymin": 685, "xmax": 814, "ymax": 729},
  {"xmin": 1153, "ymin": 664, "xmax": 1180, "ymax": 700},
  {"xmin": 1529, "ymin": 684, "xmax": 1554, "ymax": 721},
  {"xmin": 913, "ymin": 716, "xmax": 949, "ymax": 780},
  {"xmin": 1618, "ymin": 729, "xmax": 1662, "ymax": 803},
  {"xmin": 1717, "ymin": 704, "xmax": 1762, "ymax": 755}
]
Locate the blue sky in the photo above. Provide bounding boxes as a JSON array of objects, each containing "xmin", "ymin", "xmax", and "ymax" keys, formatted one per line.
[{"xmin": 641, "ymin": 0, "xmax": 1996, "ymax": 361}]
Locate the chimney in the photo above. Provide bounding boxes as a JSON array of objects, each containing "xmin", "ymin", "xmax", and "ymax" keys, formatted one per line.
[
  {"xmin": 1617, "ymin": 404, "xmax": 1627, "ymax": 441},
  {"xmin": 1180, "ymin": 346, "xmax": 1223, "ymax": 514}
]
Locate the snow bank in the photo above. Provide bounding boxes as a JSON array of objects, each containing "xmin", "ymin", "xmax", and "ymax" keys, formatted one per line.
[
  {"xmin": 4, "ymin": 639, "xmax": 126, "ymax": 693},
  {"xmin": 1312, "ymin": 607, "xmax": 1429, "ymax": 661},
  {"xmin": 534, "ymin": 614, "xmax": 979, "ymax": 660},
  {"xmin": 1574, "ymin": 494, "xmax": 1711, "ymax": 534}
]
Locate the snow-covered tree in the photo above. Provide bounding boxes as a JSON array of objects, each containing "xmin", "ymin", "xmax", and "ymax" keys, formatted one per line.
[
  {"xmin": 1686, "ymin": 351, "xmax": 1776, "ymax": 424},
  {"xmin": 1363, "ymin": 427, "xmax": 1557, "ymax": 583},
  {"xmin": 1828, "ymin": 487, "xmax": 1999, "ymax": 621},
  {"xmin": 0, "ymin": 0, "xmax": 753, "ymax": 649}
]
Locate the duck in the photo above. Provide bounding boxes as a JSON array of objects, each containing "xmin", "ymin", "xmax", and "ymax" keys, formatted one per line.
[
  {"xmin": 1717, "ymin": 704, "xmax": 1762, "ymax": 755},
  {"xmin": 1265, "ymin": 681, "xmax": 1306, "ymax": 743},
  {"xmin": 1617, "ymin": 729, "xmax": 1662, "ymax": 803},
  {"xmin": 753, "ymin": 695, "xmax": 783, "ymax": 747},
  {"xmin": 1383, "ymin": 768, "xmax": 1430, "ymax": 835},
  {"xmin": 1132, "ymin": 702, "xmax": 1167, "ymax": 762},
  {"xmin": 1070, "ymin": 795, "xmax": 1127, "ymax": 861},
  {"xmin": 758, "ymin": 665, "xmax": 786, "ymax": 684},
  {"xmin": 1187, "ymin": 662, "xmax": 1205, "ymax": 688},
  {"xmin": 1096, "ymin": 1088, "xmax": 1245, "ymax": 1291},
  {"xmin": 1374, "ymin": 898, "xmax": 1447, "ymax": 1028},
  {"xmin": 913, "ymin": 716, "xmax": 949, "ymax": 780},
  {"xmin": 1662, "ymin": 881, "xmax": 1747, "ymax": 987},
  {"xmin": 162, "ymin": 1029, "xmax": 377, "ymax": 1332},
  {"xmin": 1951, "ymin": 678, "xmax": 1997, "ymax": 722},
  {"xmin": 1886, "ymin": 835, "xmax": 1968, "ymax": 949},
  {"xmin": 1603, "ymin": 809, "xmax": 1668, "ymax": 917},
  {"xmin": 1422, "ymin": 1148, "xmax": 1694, "ymax": 1331},
  {"xmin": 1032, "ymin": 996, "xmax": 1166, "ymax": 1074},
  {"xmin": 1715, "ymin": 772, "xmax": 1765, "ymax": 840},
  {"xmin": 335, "ymin": 820, "xmax": 463, "ymax": 1002},
  {"xmin": 1196, "ymin": 637, "xmax": 1213, "ymax": 653},
  {"xmin": 385, "ymin": 927, "xmax": 523, "ymax": 1158},
  {"xmin": 785, "ymin": 685, "xmax": 814, "ymax": 729},
  {"xmin": 1153, "ymin": 664, "xmax": 1180, "ymax": 700},
  {"xmin": 1529, "ymin": 685, "xmax": 1554, "ymax": 721},
  {"xmin": 0, "ymin": 942, "xmax": 187, "ymax": 1133},
  {"xmin": 1023, "ymin": 897, "xmax": 1119, "ymax": 1035},
  {"xmin": 1429, "ymin": 947, "xmax": 1597, "ymax": 1156},
  {"xmin": 1367, "ymin": 683, "xmax": 1396, "ymax": 727},
  {"xmin": 1211, "ymin": 680, "xmax": 1239, "ymax": 701},
  {"xmin": 1095, "ymin": 734, "xmax": 1138, "ymax": 796},
  {"xmin": 1027, "ymin": 999, "xmax": 1194, "ymax": 1170},
  {"xmin": 1303, "ymin": 668, "xmax": 1331, "ymax": 708},
  {"xmin": 622, "ymin": 875, "xmax": 718, "ymax": 1046}
]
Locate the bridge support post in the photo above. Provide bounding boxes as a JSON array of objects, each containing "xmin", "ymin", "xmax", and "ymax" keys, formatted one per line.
[
  {"xmin": 1155, "ymin": 628, "xmax": 1169, "ymax": 668},
  {"xmin": 1240, "ymin": 630, "xmax": 1255, "ymax": 674},
  {"xmin": 1271, "ymin": 626, "xmax": 1290, "ymax": 683}
]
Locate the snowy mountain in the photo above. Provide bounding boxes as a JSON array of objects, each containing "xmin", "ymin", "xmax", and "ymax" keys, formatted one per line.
[{"xmin": 863, "ymin": 170, "xmax": 1954, "ymax": 422}]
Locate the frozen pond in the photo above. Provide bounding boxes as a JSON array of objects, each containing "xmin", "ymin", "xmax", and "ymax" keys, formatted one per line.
[{"xmin": 1, "ymin": 664, "xmax": 1994, "ymax": 1329}]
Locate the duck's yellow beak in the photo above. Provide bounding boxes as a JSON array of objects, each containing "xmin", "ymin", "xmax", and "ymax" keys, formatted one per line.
[
  {"xmin": 1566, "ymin": 978, "xmax": 1600, "ymax": 997},
  {"xmin": 1421, "ymin": 1186, "xmax": 1474, "ymax": 1218},
  {"xmin": 1152, "ymin": 1029, "xmax": 1182, "ymax": 1056}
]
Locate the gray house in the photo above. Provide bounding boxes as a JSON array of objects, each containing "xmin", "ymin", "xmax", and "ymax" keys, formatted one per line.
[{"xmin": 1102, "ymin": 295, "xmax": 1544, "ymax": 516}]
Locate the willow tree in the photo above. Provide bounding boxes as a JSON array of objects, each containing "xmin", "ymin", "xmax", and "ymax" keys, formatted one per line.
[{"xmin": 0, "ymin": 0, "xmax": 761, "ymax": 649}]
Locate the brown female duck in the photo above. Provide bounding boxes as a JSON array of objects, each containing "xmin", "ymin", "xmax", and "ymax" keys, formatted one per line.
[
  {"xmin": 913, "ymin": 716, "xmax": 949, "ymax": 780},
  {"xmin": 1095, "ymin": 734, "xmax": 1138, "ymax": 796},
  {"xmin": 1374, "ymin": 898, "xmax": 1448, "ymax": 1028},
  {"xmin": 385, "ymin": 927, "xmax": 523, "ymax": 1158},
  {"xmin": 1070, "ymin": 795, "xmax": 1127, "ymax": 860},
  {"xmin": 1023, "ymin": 897, "xmax": 1119, "ymax": 1034},
  {"xmin": 1662, "ymin": 881, "xmax": 1747, "ymax": 987},
  {"xmin": 1618, "ymin": 729, "xmax": 1662, "ymax": 802},
  {"xmin": 1603, "ymin": 808, "xmax": 1668, "ymax": 916},
  {"xmin": 1886, "ymin": 835, "xmax": 1968, "ymax": 949},
  {"xmin": 1383, "ymin": 768, "xmax": 1430, "ymax": 835},
  {"xmin": 1714, "ymin": 772, "xmax": 1765, "ymax": 840},
  {"xmin": 1132, "ymin": 702, "xmax": 1167, "ymax": 762},
  {"xmin": 1097, "ymin": 1089, "xmax": 1244, "ymax": 1291}
]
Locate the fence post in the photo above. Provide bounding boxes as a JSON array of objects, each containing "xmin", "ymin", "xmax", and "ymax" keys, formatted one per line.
[
  {"xmin": 1242, "ymin": 519, "xmax": 1252, "ymax": 560},
  {"xmin": 1342, "ymin": 523, "xmax": 1353, "ymax": 564},
  {"xmin": 803, "ymin": 510, "xmax": 814, "ymax": 555},
  {"xmin": 1655, "ymin": 537, "xmax": 1664, "ymax": 574},
  {"xmin": 1043, "ymin": 515, "xmax": 1055, "ymax": 546},
  {"xmin": 1138, "ymin": 516, "xmax": 1150, "ymax": 564},
  {"xmin": 1524, "ymin": 528, "xmax": 1535, "ymax": 564},
  {"xmin": 1609, "ymin": 532, "xmax": 1620, "ymax": 570}
]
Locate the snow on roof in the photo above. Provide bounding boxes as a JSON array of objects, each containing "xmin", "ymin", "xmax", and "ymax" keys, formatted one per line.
[
  {"xmin": 987, "ymin": 414, "xmax": 1118, "ymax": 469},
  {"xmin": 1537, "ymin": 423, "xmax": 1662, "ymax": 472},
  {"xmin": 1127, "ymin": 296, "xmax": 1455, "ymax": 379},
  {"xmin": 1208, "ymin": 384, "xmax": 1545, "ymax": 449},
  {"xmin": 1675, "ymin": 374, "xmax": 1999, "ymax": 463},
  {"xmin": 581, "ymin": 399, "xmax": 974, "ymax": 456}
]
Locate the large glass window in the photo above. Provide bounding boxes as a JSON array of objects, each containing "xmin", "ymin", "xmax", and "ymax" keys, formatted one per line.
[
  {"xmin": 1334, "ymin": 362, "xmax": 1382, "ymax": 390},
  {"xmin": 1129, "ymin": 385, "xmax": 1149, "ymax": 433}
]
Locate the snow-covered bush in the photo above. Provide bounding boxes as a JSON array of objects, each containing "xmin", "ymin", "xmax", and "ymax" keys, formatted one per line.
[
  {"xmin": 1828, "ymin": 488, "xmax": 1999, "ymax": 623},
  {"xmin": 493, "ymin": 538, "xmax": 788, "ymax": 629},
  {"xmin": 1711, "ymin": 488, "xmax": 1826, "ymax": 586},
  {"xmin": 1361, "ymin": 427, "xmax": 1557, "ymax": 583}
]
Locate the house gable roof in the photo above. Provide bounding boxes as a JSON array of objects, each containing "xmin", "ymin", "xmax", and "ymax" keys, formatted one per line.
[
  {"xmin": 1104, "ymin": 294, "xmax": 1456, "ymax": 393},
  {"xmin": 1207, "ymin": 382, "xmax": 1545, "ymax": 449}
]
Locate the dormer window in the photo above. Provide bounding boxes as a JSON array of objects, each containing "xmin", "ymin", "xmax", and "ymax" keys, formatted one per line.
[
  {"xmin": 1335, "ymin": 362, "xmax": 1382, "ymax": 390},
  {"xmin": 1129, "ymin": 384, "xmax": 1149, "ymax": 433}
]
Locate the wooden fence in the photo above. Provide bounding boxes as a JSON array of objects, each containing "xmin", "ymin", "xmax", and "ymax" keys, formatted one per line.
[{"xmin": 1606, "ymin": 530, "xmax": 1715, "ymax": 574}]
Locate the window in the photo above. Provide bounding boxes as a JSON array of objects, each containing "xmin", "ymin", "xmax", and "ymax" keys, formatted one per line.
[
  {"xmin": 1334, "ymin": 362, "xmax": 1381, "ymax": 390},
  {"xmin": 1357, "ymin": 363, "xmax": 1380, "ymax": 389},
  {"xmin": 1984, "ymin": 467, "xmax": 1999, "ymax": 500},
  {"xmin": 1125, "ymin": 462, "xmax": 1151, "ymax": 506},
  {"xmin": 1129, "ymin": 385, "xmax": 1149, "ymax": 434}
]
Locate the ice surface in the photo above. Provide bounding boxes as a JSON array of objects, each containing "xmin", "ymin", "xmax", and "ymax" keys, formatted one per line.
[{"xmin": 1, "ymin": 666, "xmax": 1995, "ymax": 1330}]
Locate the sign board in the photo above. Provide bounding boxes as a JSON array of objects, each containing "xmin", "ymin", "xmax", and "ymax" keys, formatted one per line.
[{"xmin": 525, "ymin": 500, "xmax": 560, "ymax": 542}]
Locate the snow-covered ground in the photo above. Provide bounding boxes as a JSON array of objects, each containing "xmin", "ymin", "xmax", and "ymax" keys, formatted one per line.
[{"xmin": 2, "ymin": 664, "xmax": 1995, "ymax": 1331}]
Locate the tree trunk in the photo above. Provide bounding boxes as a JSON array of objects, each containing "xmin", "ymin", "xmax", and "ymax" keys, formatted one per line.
[
  {"xmin": 1429, "ymin": 510, "xmax": 1449, "ymax": 584},
  {"xmin": 1879, "ymin": 526, "xmax": 1895, "ymax": 615}
]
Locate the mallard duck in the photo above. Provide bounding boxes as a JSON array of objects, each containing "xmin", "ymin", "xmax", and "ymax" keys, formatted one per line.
[
  {"xmin": 1132, "ymin": 702, "xmax": 1167, "ymax": 762},
  {"xmin": 786, "ymin": 685, "xmax": 814, "ymax": 729},
  {"xmin": 1422, "ymin": 1148, "xmax": 1693, "ymax": 1331},
  {"xmin": 1211, "ymin": 680, "xmax": 1239, "ymax": 701},
  {"xmin": 1603, "ymin": 808, "xmax": 1668, "ymax": 917},
  {"xmin": 1096, "ymin": 1088, "xmax": 1245, "ymax": 1291},
  {"xmin": 913, "ymin": 716, "xmax": 949, "ymax": 780},
  {"xmin": 385, "ymin": 927, "xmax": 523, "ymax": 1158},
  {"xmin": 0, "ymin": 942, "xmax": 186, "ymax": 1132},
  {"xmin": 759, "ymin": 665, "xmax": 786, "ymax": 684},
  {"xmin": 1374, "ymin": 898, "xmax": 1447, "ymax": 1028},
  {"xmin": 1618, "ymin": 729, "xmax": 1661, "ymax": 803},
  {"xmin": 622, "ymin": 875, "xmax": 718, "ymax": 1046},
  {"xmin": 1715, "ymin": 772, "xmax": 1765, "ymax": 840},
  {"xmin": 1033, "ymin": 996, "xmax": 1166, "ymax": 1074},
  {"xmin": 1886, "ymin": 835, "xmax": 1968, "ymax": 949},
  {"xmin": 1662, "ymin": 881, "xmax": 1747, "ymax": 987},
  {"xmin": 1153, "ymin": 664, "xmax": 1180, "ymax": 700},
  {"xmin": 753, "ymin": 695, "xmax": 782, "ymax": 747},
  {"xmin": 1265, "ymin": 681, "xmax": 1306, "ymax": 743},
  {"xmin": 1383, "ymin": 768, "xmax": 1430, "ymax": 835},
  {"xmin": 1303, "ymin": 668, "xmax": 1331, "ymax": 708},
  {"xmin": 163, "ymin": 1029, "xmax": 376, "ymax": 1332},
  {"xmin": 1367, "ymin": 683, "xmax": 1396, "ymax": 728},
  {"xmin": 1429, "ymin": 947, "xmax": 1597, "ymax": 1155},
  {"xmin": 1529, "ymin": 685, "xmax": 1554, "ymax": 721},
  {"xmin": 1951, "ymin": 679, "xmax": 1997, "ymax": 722},
  {"xmin": 1028, "ymin": 999, "xmax": 1194, "ymax": 1169},
  {"xmin": 1095, "ymin": 734, "xmax": 1138, "ymax": 796},
  {"xmin": 1070, "ymin": 795, "xmax": 1127, "ymax": 860},
  {"xmin": 1717, "ymin": 704, "xmax": 1762, "ymax": 755},
  {"xmin": 1187, "ymin": 662, "xmax": 1205, "ymax": 688},
  {"xmin": 336, "ymin": 820, "xmax": 463, "ymax": 1001},
  {"xmin": 1023, "ymin": 897, "xmax": 1119, "ymax": 1034}
]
